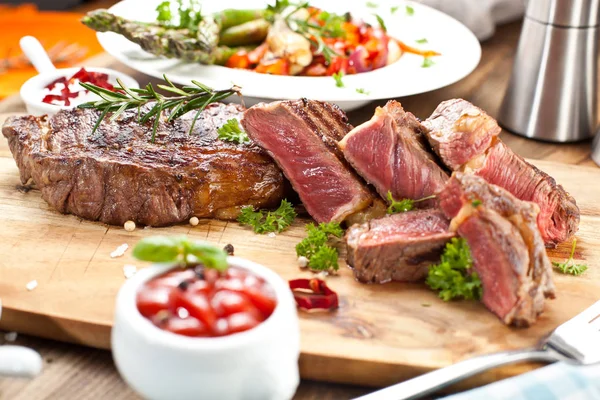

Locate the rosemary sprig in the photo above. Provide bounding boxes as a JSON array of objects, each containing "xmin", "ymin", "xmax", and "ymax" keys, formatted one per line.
[{"xmin": 78, "ymin": 75, "xmax": 241, "ymax": 142}]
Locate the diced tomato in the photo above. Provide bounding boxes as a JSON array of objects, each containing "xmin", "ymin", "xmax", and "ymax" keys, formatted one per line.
[
  {"xmin": 226, "ymin": 50, "xmax": 251, "ymax": 69},
  {"xmin": 226, "ymin": 267, "xmax": 247, "ymax": 280},
  {"xmin": 242, "ymin": 287, "xmax": 277, "ymax": 317},
  {"xmin": 247, "ymin": 43, "xmax": 269, "ymax": 64},
  {"xmin": 175, "ymin": 291, "xmax": 218, "ymax": 331},
  {"xmin": 136, "ymin": 286, "xmax": 173, "ymax": 318},
  {"xmin": 211, "ymin": 290, "xmax": 258, "ymax": 317},
  {"xmin": 136, "ymin": 265, "xmax": 277, "ymax": 338},
  {"xmin": 254, "ymin": 59, "xmax": 290, "ymax": 75},
  {"xmin": 226, "ymin": 312, "xmax": 261, "ymax": 334},
  {"xmin": 162, "ymin": 316, "xmax": 210, "ymax": 337},
  {"xmin": 326, "ymin": 57, "xmax": 349, "ymax": 75}
]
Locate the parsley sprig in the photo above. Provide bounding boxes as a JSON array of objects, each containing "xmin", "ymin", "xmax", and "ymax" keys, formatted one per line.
[
  {"xmin": 296, "ymin": 222, "xmax": 344, "ymax": 272},
  {"xmin": 238, "ymin": 200, "xmax": 297, "ymax": 234},
  {"xmin": 79, "ymin": 75, "xmax": 240, "ymax": 142},
  {"xmin": 553, "ymin": 239, "xmax": 588, "ymax": 276},
  {"xmin": 386, "ymin": 192, "xmax": 436, "ymax": 214},
  {"xmin": 217, "ymin": 119, "xmax": 250, "ymax": 144},
  {"xmin": 426, "ymin": 238, "xmax": 482, "ymax": 301}
]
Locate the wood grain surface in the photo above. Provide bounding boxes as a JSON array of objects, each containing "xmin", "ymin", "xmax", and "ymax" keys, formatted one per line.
[{"xmin": 0, "ymin": 10, "xmax": 599, "ymax": 400}]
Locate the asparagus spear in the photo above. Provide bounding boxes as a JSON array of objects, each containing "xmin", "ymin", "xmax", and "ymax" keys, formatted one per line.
[
  {"xmin": 216, "ymin": 9, "xmax": 266, "ymax": 30},
  {"xmin": 82, "ymin": 9, "xmax": 230, "ymax": 64},
  {"xmin": 219, "ymin": 19, "xmax": 270, "ymax": 46}
]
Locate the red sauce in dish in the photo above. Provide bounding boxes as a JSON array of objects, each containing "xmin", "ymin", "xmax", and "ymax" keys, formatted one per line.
[{"xmin": 136, "ymin": 266, "xmax": 277, "ymax": 337}]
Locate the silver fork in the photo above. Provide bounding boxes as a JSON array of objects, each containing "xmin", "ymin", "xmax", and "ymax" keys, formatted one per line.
[{"xmin": 354, "ymin": 300, "xmax": 600, "ymax": 400}]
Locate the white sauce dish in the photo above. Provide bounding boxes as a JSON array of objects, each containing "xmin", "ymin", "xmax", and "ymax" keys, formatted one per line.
[
  {"xmin": 112, "ymin": 257, "xmax": 301, "ymax": 400},
  {"xmin": 19, "ymin": 35, "xmax": 138, "ymax": 116}
]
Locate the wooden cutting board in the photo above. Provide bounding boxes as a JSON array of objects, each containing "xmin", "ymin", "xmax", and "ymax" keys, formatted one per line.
[{"xmin": 0, "ymin": 117, "xmax": 598, "ymax": 389}]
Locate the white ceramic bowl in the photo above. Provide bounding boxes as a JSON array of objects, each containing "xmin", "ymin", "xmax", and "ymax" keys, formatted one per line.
[
  {"xmin": 20, "ymin": 67, "xmax": 139, "ymax": 116},
  {"xmin": 112, "ymin": 257, "xmax": 300, "ymax": 400}
]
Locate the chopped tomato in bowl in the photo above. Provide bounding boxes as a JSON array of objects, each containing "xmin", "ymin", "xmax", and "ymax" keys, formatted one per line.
[
  {"xmin": 136, "ymin": 265, "xmax": 277, "ymax": 337},
  {"xmin": 112, "ymin": 257, "xmax": 300, "ymax": 400}
]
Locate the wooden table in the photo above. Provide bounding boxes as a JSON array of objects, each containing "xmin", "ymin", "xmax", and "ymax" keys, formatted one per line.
[{"xmin": 0, "ymin": 19, "xmax": 597, "ymax": 400}]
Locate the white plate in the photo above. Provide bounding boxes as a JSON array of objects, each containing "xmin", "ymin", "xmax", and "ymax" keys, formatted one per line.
[{"xmin": 97, "ymin": 0, "xmax": 481, "ymax": 111}]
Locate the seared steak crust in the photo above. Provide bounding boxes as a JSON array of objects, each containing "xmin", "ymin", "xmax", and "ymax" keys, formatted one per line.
[
  {"xmin": 424, "ymin": 99, "xmax": 579, "ymax": 247},
  {"xmin": 423, "ymin": 99, "xmax": 501, "ymax": 170},
  {"xmin": 242, "ymin": 99, "xmax": 380, "ymax": 223},
  {"xmin": 2, "ymin": 104, "xmax": 285, "ymax": 226},
  {"xmin": 346, "ymin": 209, "xmax": 455, "ymax": 284},
  {"xmin": 438, "ymin": 173, "xmax": 555, "ymax": 327}
]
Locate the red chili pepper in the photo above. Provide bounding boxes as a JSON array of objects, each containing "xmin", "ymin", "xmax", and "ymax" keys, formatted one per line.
[{"xmin": 289, "ymin": 279, "xmax": 339, "ymax": 311}]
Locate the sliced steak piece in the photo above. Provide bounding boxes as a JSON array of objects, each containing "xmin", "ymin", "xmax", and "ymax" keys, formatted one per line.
[
  {"xmin": 2, "ymin": 104, "xmax": 286, "ymax": 226},
  {"xmin": 345, "ymin": 209, "xmax": 455, "ymax": 284},
  {"xmin": 423, "ymin": 99, "xmax": 579, "ymax": 247},
  {"xmin": 438, "ymin": 173, "xmax": 554, "ymax": 327},
  {"xmin": 470, "ymin": 140, "xmax": 580, "ymax": 248},
  {"xmin": 423, "ymin": 98, "xmax": 501, "ymax": 170},
  {"xmin": 339, "ymin": 101, "xmax": 448, "ymax": 205},
  {"xmin": 242, "ymin": 99, "xmax": 379, "ymax": 223}
]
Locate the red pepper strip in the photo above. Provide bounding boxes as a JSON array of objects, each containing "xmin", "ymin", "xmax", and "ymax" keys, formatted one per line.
[
  {"xmin": 396, "ymin": 40, "xmax": 441, "ymax": 57},
  {"xmin": 289, "ymin": 279, "xmax": 339, "ymax": 310},
  {"xmin": 45, "ymin": 76, "xmax": 68, "ymax": 90}
]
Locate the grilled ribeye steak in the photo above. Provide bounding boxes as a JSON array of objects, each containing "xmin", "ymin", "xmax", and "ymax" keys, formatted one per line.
[
  {"xmin": 346, "ymin": 209, "xmax": 455, "ymax": 283},
  {"xmin": 242, "ymin": 99, "xmax": 382, "ymax": 223},
  {"xmin": 339, "ymin": 101, "xmax": 448, "ymax": 206},
  {"xmin": 423, "ymin": 99, "xmax": 579, "ymax": 247},
  {"xmin": 2, "ymin": 103, "xmax": 286, "ymax": 226},
  {"xmin": 438, "ymin": 173, "xmax": 554, "ymax": 327}
]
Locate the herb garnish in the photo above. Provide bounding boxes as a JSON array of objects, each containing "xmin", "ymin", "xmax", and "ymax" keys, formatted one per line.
[
  {"xmin": 288, "ymin": 10, "xmax": 344, "ymax": 63},
  {"xmin": 366, "ymin": 1, "xmax": 378, "ymax": 8},
  {"xmin": 422, "ymin": 57, "xmax": 435, "ymax": 68},
  {"xmin": 356, "ymin": 88, "xmax": 370, "ymax": 95},
  {"xmin": 386, "ymin": 191, "xmax": 436, "ymax": 214},
  {"xmin": 406, "ymin": 5, "xmax": 415, "ymax": 15},
  {"xmin": 553, "ymin": 239, "xmax": 588, "ymax": 276},
  {"xmin": 416, "ymin": 38, "xmax": 428, "ymax": 44},
  {"xmin": 238, "ymin": 199, "xmax": 297, "ymax": 234},
  {"xmin": 374, "ymin": 14, "xmax": 387, "ymax": 32},
  {"xmin": 426, "ymin": 238, "xmax": 482, "ymax": 301},
  {"xmin": 296, "ymin": 222, "xmax": 344, "ymax": 272},
  {"xmin": 217, "ymin": 119, "xmax": 250, "ymax": 144},
  {"xmin": 79, "ymin": 75, "xmax": 240, "ymax": 142},
  {"xmin": 133, "ymin": 235, "xmax": 228, "ymax": 271},
  {"xmin": 333, "ymin": 71, "xmax": 345, "ymax": 87},
  {"xmin": 155, "ymin": 0, "xmax": 203, "ymax": 32},
  {"xmin": 390, "ymin": 6, "xmax": 399, "ymax": 14},
  {"xmin": 156, "ymin": 1, "xmax": 172, "ymax": 23},
  {"xmin": 471, "ymin": 199, "xmax": 482, "ymax": 207}
]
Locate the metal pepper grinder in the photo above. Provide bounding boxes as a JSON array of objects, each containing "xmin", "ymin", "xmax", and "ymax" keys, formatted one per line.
[{"xmin": 498, "ymin": 0, "xmax": 600, "ymax": 143}]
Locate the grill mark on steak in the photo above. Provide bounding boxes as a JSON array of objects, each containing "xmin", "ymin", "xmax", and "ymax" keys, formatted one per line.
[
  {"xmin": 339, "ymin": 101, "xmax": 449, "ymax": 205},
  {"xmin": 423, "ymin": 99, "xmax": 579, "ymax": 247},
  {"xmin": 242, "ymin": 99, "xmax": 381, "ymax": 223},
  {"xmin": 2, "ymin": 103, "xmax": 286, "ymax": 226},
  {"xmin": 345, "ymin": 209, "xmax": 455, "ymax": 284},
  {"xmin": 438, "ymin": 173, "xmax": 554, "ymax": 327}
]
